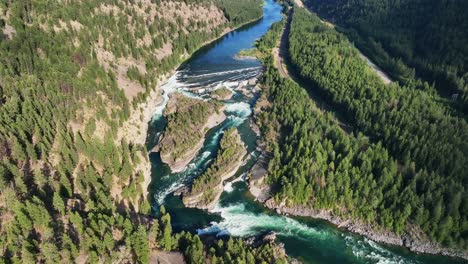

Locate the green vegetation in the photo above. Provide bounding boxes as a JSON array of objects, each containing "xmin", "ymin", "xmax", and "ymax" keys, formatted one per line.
[
  {"xmin": 159, "ymin": 206, "xmax": 288, "ymax": 264},
  {"xmin": 211, "ymin": 87, "xmax": 233, "ymax": 100},
  {"xmin": 196, "ymin": 236, "xmax": 287, "ymax": 264},
  {"xmin": 160, "ymin": 93, "xmax": 223, "ymax": 164},
  {"xmin": 254, "ymin": 7, "xmax": 467, "ymax": 249},
  {"xmin": 216, "ymin": 0, "xmax": 264, "ymax": 27},
  {"xmin": 0, "ymin": 0, "xmax": 270, "ymax": 262},
  {"xmin": 187, "ymin": 128, "xmax": 246, "ymax": 206},
  {"xmin": 237, "ymin": 48, "xmax": 260, "ymax": 59},
  {"xmin": 304, "ymin": 0, "xmax": 468, "ymax": 112},
  {"xmin": 255, "ymin": 19, "xmax": 285, "ymax": 54}
]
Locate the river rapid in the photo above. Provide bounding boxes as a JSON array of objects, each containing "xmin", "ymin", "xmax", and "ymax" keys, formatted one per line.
[{"xmin": 146, "ymin": 0, "xmax": 465, "ymax": 263}]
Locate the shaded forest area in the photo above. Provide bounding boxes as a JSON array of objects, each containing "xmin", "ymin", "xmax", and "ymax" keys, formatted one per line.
[
  {"xmin": 0, "ymin": 0, "xmax": 268, "ymax": 262},
  {"xmin": 304, "ymin": 0, "xmax": 468, "ymax": 113},
  {"xmin": 254, "ymin": 7, "xmax": 467, "ymax": 251}
]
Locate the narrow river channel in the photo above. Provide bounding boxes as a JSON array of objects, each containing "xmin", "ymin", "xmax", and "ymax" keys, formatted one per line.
[{"xmin": 146, "ymin": 0, "xmax": 465, "ymax": 263}]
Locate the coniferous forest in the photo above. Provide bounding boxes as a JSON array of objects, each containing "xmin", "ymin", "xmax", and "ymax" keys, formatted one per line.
[
  {"xmin": 1, "ymin": 0, "xmax": 467, "ymax": 262},
  {"xmin": 0, "ymin": 0, "xmax": 276, "ymax": 262},
  {"xmin": 255, "ymin": 6, "xmax": 467, "ymax": 250},
  {"xmin": 304, "ymin": 0, "xmax": 468, "ymax": 112}
]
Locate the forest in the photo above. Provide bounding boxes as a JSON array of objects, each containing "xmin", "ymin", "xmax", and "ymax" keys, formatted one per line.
[
  {"xmin": 159, "ymin": 93, "xmax": 223, "ymax": 166},
  {"xmin": 254, "ymin": 7, "xmax": 467, "ymax": 250},
  {"xmin": 187, "ymin": 128, "xmax": 246, "ymax": 207},
  {"xmin": 304, "ymin": 0, "xmax": 468, "ymax": 112},
  {"xmin": 0, "ymin": 0, "xmax": 267, "ymax": 262}
]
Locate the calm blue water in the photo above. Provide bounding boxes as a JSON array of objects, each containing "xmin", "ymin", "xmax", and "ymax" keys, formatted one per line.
[{"xmin": 147, "ymin": 0, "xmax": 466, "ymax": 263}]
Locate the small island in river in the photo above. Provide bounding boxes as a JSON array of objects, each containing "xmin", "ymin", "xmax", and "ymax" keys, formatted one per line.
[
  {"xmin": 157, "ymin": 92, "xmax": 226, "ymax": 172},
  {"xmin": 235, "ymin": 48, "xmax": 260, "ymax": 60},
  {"xmin": 182, "ymin": 128, "xmax": 247, "ymax": 210},
  {"xmin": 210, "ymin": 87, "xmax": 233, "ymax": 100}
]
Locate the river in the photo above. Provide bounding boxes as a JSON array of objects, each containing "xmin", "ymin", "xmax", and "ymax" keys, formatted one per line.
[{"xmin": 146, "ymin": 0, "xmax": 464, "ymax": 263}]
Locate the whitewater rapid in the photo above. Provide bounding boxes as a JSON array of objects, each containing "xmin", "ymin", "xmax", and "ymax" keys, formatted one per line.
[
  {"xmin": 151, "ymin": 71, "xmax": 258, "ymax": 205},
  {"xmin": 147, "ymin": 0, "xmax": 461, "ymax": 262},
  {"xmin": 198, "ymin": 200, "xmax": 420, "ymax": 264}
]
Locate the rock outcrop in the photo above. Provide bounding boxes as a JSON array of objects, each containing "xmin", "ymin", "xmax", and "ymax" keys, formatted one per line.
[
  {"xmin": 157, "ymin": 93, "xmax": 226, "ymax": 172},
  {"xmin": 182, "ymin": 129, "xmax": 247, "ymax": 210},
  {"xmin": 262, "ymin": 198, "xmax": 468, "ymax": 260}
]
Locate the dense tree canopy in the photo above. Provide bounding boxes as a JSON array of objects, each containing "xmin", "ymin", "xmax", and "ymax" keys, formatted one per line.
[
  {"xmin": 254, "ymin": 7, "xmax": 467, "ymax": 249},
  {"xmin": 0, "ymin": 0, "xmax": 266, "ymax": 262},
  {"xmin": 304, "ymin": 0, "xmax": 468, "ymax": 112}
]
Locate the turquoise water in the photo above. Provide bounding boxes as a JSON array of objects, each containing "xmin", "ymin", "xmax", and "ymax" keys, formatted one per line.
[{"xmin": 147, "ymin": 0, "xmax": 466, "ymax": 263}]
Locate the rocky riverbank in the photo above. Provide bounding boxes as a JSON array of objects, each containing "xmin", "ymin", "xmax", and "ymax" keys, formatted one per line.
[
  {"xmin": 246, "ymin": 124, "xmax": 468, "ymax": 261},
  {"xmin": 247, "ymin": 174, "xmax": 468, "ymax": 260},
  {"xmin": 263, "ymin": 198, "xmax": 468, "ymax": 260},
  {"xmin": 117, "ymin": 74, "xmax": 169, "ymax": 199},
  {"xmin": 160, "ymin": 109, "xmax": 226, "ymax": 172},
  {"xmin": 181, "ymin": 129, "xmax": 247, "ymax": 210},
  {"xmin": 248, "ymin": 85, "xmax": 468, "ymax": 260},
  {"xmin": 157, "ymin": 93, "xmax": 226, "ymax": 172},
  {"xmin": 244, "ymin": 231, "xmax": 301, "ymax": 264},
  {"xmin": 117, "ymin": 12, "xmax": 265, "ymax": 200}
]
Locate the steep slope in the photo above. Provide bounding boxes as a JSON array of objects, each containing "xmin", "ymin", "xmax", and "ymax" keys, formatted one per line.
[
  {"xmin": 0, "ymin": 0, "xmax": 272, "ymax": 262},
  {"xmin": 289, "ymin": 7, "xmax": 467, "ymax": 248},
  {"xmin": 304, "ymin": 0, "xmax": 468, "ymax": 112},
  {"xmin": 251, "ymin": 7, "xmax": 467, "ymax": 258}
]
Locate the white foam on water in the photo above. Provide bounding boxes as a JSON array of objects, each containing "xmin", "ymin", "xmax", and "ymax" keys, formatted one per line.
[
  {"xmin": 197, "ymin": 203, "xmax": 325, "ymax": 239},
  {"xmin": 226, "ymin": 81, "xmax": 239, "ymax": 88},
  {"xmin": 223, "ymin": 182, "xmax": 234, "ymax": 193},
  {"xmin": 208, "ymin": 129, "xmax": 225, "ymax": 146},
  {"xmin": 188, "ymin": 66, "xmax": 261, "ymax": 79},
  {"xmin": 225, "ymin": 102, "xmax": 252, "ymax": 118},
  {"xmin": 151, "ymin": 73, "xmax": 183, "ymax": 121},
  {"xmin": 180, "ymin": 90, "xmax": 204, "ymax": 99},
  {"xmin": 154, "ymin": 150, "xmax": 217, "ymax": 204},
  {"xmin": 154, "ymin": 180, "xmax": 185, "ymax": 205},
  {"xmin": 203, "ymin": 159, "xmax": 213, "ymax": 167},
  {"xmin": 200, "ymin": 151, "xmax": 211, "ymax": 159},
  {"xmin": 226, "ymin": 116, "xmax": 247, "ymax": 128},
  {"xmin": 345, "ymin": 235, "xmax": 418, "ymax": 264}
]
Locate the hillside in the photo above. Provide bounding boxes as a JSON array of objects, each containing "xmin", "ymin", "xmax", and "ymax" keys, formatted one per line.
[
  {"xmin": 159, "ymin": 93, "xmax": 225, "ymax": 172},
  {"xmin": 253, "ymin": 7, "xmax": 467, "ymax": 256},
  {"xmin": 183, "ymin": 128, "xmax": 247, "ymax": 209},
  {"xmin": 304, "ymin": 0, "xmax": 468, "ymax": 112},
  {"xmin": 0, "ymin": 0, "xmax": 279, "ymax": 262}
]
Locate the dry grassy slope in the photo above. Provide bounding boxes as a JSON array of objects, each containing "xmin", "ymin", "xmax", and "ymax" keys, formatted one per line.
[
  {"xmin": 1, "ymin": 0, "xmax": 230, "ymax": 211},
  {"xmin": 82, "ymin": 0, "xmax": 229, "ymax": 209}
]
